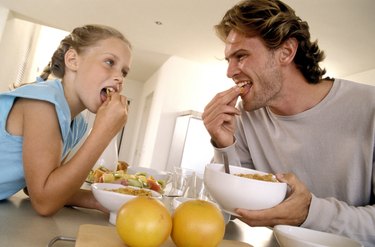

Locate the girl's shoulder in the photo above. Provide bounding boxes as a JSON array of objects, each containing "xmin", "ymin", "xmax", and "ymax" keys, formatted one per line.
[
  {"xmin": 4, "ymin": 78, "xmax": 61, "ymax": 97},
  {"xmin": 1, "ymin": 79, "xmax": 68, "ymax": 107}
]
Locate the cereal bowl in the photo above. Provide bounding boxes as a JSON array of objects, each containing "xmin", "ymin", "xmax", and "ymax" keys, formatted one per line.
[
  {"xmin": 91, "ymin": 183, "xmax": 162, "ymax": 225},
  {"xmin": 204, "ymin": 163, "xmax": 287, "ymax": 216},
  {"xmin": 274, "ymin": 225, "xmax": 363, "ymax": 247}
]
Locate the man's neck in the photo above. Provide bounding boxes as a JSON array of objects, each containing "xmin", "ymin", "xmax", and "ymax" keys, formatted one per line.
[{"xmin": 268, "ymin": 78, "xmax": 334, "ymax": 116}]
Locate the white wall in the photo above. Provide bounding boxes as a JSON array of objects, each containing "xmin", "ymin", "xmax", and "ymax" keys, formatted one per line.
[
  {"xmin": 343, "ymin": 68, "xmax": 375, "ymax": 86},
  {"xmin": 0, "ymin": 5, "xmax": 9, "ymax": 41},
  {"xmin": 118, "ymin": 78, "xmax": 144, "ymax": 161},
  {"xmin": 0, "ymin": 13, "xmax": 69, "ymax": 90},
  {"xmin": 134, "ymin": 56, "xmax": 232, "ymax": 171},
  {"xmin": 25, "ymin": 26, "xmax": 68, "ymax": 82},
  {"xmin": 0, "ymin": 15, "xmax": 38, "ymax": 92}
]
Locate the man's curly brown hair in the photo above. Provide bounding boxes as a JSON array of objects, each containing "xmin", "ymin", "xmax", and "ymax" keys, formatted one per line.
[{"xmin": 215, "ymin": 0, "xmax": 326, "ymax": 83}]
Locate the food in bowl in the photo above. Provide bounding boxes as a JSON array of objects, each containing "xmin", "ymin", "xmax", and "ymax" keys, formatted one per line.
[
  {"xmin": 105, "ymin": 187, "xmax": 152, "ymax": 196},
  {"xmin": 127, "ymin": 166, "xmax": 171, "ymax": 182},
  {"xmin": 86, "ymin": 161, "xmax": 128, "ymax": 183},
  {"xmin": 91, "ymin": 183, "xmax": 162, "ymax": 225},
  {"xmin": 235, "ymin": 173, "xmax": 278, "ymax": 182},
  {"xmin": 204, "ymin": 163, "xmax": 287, "ymax": 216},
  {"xmin": 87, "ymin": 163, "xmax": 167, "ymax": 194}
]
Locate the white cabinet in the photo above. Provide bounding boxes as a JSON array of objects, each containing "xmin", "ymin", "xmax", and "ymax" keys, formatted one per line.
[{"xmin": 166, "ymin": 111, "xmax": 213, "ymax": 174}]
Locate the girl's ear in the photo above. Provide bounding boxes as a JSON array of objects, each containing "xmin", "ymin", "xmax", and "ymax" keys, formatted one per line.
[
  {"xmin": 64, "ymin": 48, "xmax": 79, "ymax": 71},
  {"xmin": 279, "ymin": 37, "xmax": 298, "ymax": 65}
]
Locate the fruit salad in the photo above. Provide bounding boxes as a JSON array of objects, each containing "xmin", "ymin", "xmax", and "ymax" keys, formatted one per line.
[{"xmin": 87, "ymin": 162, "xmax": 166, "ymax": 194}]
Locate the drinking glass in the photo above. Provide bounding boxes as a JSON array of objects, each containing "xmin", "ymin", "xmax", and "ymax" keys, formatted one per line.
[
  {"xmin": 195, "ymin": 173, "xmax": 209, "ymax": 200},
  {"xmin": 169, "ymin": 167, "xmax": 196, "ymax": 198}
]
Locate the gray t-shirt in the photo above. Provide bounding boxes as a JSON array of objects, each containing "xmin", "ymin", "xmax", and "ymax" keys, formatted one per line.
[{"xmin": 213, "ymin": 78, "xmax": 375, "ymax": 246}]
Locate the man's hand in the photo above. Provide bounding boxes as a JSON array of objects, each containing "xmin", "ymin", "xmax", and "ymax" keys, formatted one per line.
[
  {"xmin": 202, "ymin": 86, "xmax": 241, "ymax": 148},
  {"xmin": 235, "ymin": 173, "xmax": 312, "ymax": 227}
]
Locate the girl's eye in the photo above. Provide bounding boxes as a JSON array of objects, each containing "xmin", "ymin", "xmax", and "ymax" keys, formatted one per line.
[{"xmin": 105, "ymin": 59, "xmax": 115, "ymax": 66}]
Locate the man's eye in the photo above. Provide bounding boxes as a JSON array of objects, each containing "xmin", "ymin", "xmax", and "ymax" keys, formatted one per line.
[{"xmin": 237, "ymin": 54, "xmax": 247, "ymax": 62}]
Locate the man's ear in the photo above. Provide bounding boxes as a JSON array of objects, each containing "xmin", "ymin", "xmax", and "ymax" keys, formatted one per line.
[
  {"xmin": 64, "ymin": 48, "xmax": 79, "ymax": 71},
  {"xmin": 279, "ymin": 37, "xmax": 298, "ymax": 65}
]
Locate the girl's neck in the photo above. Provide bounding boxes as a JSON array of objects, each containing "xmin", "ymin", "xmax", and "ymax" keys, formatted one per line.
[{"xmin": 61, "ymin": 78, "xmax": 85, "ymax": 120}]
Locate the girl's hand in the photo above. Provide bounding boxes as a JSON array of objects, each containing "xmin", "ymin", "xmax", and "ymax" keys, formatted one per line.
[
  {"xmin": 202, "ymin": 86, "xmax": 241, "ymax": 148},
  {"xmin": 67, "ymin": 189, "xmax": 109, "ymax": 214},
  {"xmin": 92, "ymin": 92, "xmax": 128, "ymax": 141}
]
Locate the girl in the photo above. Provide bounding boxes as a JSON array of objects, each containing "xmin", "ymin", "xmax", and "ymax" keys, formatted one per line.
[{"xmin": 0, "ymin": 24, "xmax": 132, "ymax": 216}]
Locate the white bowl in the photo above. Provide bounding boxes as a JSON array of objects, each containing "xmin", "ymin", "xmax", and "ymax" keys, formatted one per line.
[
  {"xmin": 172, "ymin": 197, "xmax": 231, "ymax": 224},
  {"xmin": 274, "ymin": 225, "xmax": 363, "ymax": 247},
  {"xmin": 91, "ymin": 183, "xmax": 162, "ymax": 225},
  {"xmin": 204, "ymin": 163, "xmax": 287, "ymax": 216},
  {"xmin": 127, "ymin": 166, "xmax": 171, "ymax": 182}
]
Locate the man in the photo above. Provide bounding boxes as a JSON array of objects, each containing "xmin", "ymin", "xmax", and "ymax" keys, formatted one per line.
[{"xmin": 202, "ymin": 0, "xmax": 375, "ymax": 245}]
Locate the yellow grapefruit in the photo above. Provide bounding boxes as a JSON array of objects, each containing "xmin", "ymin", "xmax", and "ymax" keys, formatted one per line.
[
  {"xmin": 116, "ymin": 196, "xmax": 172, "ymax": 247},
  {"xmin": 171, "ymin": 199, "xmax": 225, "ymax": 247}
]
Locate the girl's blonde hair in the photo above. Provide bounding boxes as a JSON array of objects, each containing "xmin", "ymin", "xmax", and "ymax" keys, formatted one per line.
[
  {"xmin": 40, "ymin": 24, "xmax": 131, "ymax": 80},
  {"xmin": 10, "ymin": 24, "xmax": 131, "ymax": 89}
]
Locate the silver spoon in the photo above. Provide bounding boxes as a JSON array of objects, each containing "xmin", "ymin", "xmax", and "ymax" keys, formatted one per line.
[{"xmin": 223, "ymin": 152, "xmax": 230, "ymax": 174}]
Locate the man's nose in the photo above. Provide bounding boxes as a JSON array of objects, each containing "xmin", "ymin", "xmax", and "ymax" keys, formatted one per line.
[{"xmin": 226, "ymin": 60, "xmax": 240, "ymax": 79}]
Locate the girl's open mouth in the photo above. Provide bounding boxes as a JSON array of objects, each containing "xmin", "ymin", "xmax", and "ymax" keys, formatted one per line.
[{"xmin": 100, "ymin": 87, "xmax": 115, "ymax": 102}]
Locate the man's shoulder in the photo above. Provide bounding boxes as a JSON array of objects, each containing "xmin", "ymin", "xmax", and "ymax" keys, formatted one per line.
[{"xmin": 335, "ymin": 78, "xmax": 375, "ymax": 97}]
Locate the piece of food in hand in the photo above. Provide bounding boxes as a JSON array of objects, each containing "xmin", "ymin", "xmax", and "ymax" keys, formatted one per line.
[
  {"xmin": 235, "ymin": 172, "xmax": 278, "ymax": 182},
  {"xmin": 106, "ymin": 87, "xmax": 115, "ymax": 97}
]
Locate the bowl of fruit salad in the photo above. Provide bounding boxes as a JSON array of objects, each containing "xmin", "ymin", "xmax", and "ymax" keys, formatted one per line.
[{"xmin": 87, "ymin": 162, "xmax": 169, "ymax": 194}]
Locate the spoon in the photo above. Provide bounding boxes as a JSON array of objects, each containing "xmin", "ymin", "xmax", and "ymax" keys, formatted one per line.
[{"xmin": 223, "ymin": 152, "xmax": 230, "ymax": 174}]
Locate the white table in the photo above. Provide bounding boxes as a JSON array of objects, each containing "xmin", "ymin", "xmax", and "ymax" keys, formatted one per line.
[{"xmin": 0, "ymin": 190, "xmax": 279, "ymax": 247}]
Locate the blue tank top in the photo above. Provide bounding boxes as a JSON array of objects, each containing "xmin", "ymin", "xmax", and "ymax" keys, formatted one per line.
[{"xmin": 0, "ymin": 78, "xmax": 88, "ymax": 199}]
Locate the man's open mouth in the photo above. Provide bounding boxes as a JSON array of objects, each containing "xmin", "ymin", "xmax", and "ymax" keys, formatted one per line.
[{"xmin": 237, "ymin": 81, "xmax": 252, "ymax": 94}]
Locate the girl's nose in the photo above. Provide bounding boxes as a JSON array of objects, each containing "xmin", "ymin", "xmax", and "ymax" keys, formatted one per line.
[{"xmin": 113, "ymin": 72, "xmax": 124, "ymax": 82}]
